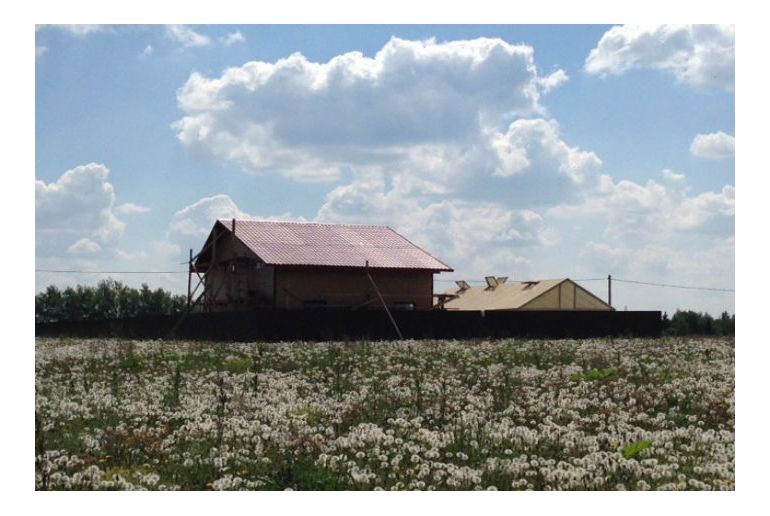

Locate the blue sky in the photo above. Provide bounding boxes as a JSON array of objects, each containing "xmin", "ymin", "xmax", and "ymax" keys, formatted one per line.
[{"xmin": 35, "ymin": 24, "xmax": 735, "ymax": 315}]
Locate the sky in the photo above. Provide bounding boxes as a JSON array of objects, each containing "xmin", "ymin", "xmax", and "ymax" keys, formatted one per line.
[{"xmin": 34, "ymin": 24, "xmax": 735, "ymax": 316}]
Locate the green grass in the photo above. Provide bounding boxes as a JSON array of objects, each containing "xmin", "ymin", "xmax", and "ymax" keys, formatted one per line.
[
  {"xmin": 569, "ymin": 368, "xmax": 618, "ymax": 382},
  {"xmin": 622, "ymin": 440, "xmax": 652, "ymax": 459}
]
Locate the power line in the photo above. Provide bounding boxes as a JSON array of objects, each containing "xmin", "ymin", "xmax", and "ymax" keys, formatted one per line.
[{"xmin": 613, "ymin": 277, "xmax": 734, "ymax": 293}]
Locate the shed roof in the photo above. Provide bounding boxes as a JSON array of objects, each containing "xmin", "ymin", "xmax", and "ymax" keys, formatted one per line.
[
  {"xmin": 199, "ymin": 219, "xmax": 453, "ymax": 271},
  {"xmin": 441, "ymin": 279, "xmax": 567, "ymax": 310}
]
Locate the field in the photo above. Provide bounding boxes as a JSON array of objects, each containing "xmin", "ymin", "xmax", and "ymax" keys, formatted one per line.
[{"xmin": 35, "ymin": 337, "xmax": 734, "ymax": 490}]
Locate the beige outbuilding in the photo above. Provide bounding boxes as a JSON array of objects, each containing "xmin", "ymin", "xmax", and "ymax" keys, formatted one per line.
[{"xmin": 438, "ymin": 277, "xmax": 613, "ymax": 311}]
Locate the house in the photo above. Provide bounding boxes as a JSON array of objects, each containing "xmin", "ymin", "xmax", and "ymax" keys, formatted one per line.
[
  {"xmin": 189, "ymin": 219, "xmax": 453, "ymax": 311},
  {"xmin": 438, "ymin": 277, "xmax": 613, "ymax": 311}
]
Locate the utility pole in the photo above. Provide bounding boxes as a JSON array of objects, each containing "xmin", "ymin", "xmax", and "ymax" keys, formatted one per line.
[{"xmin": 608, "ymin": 274, "xmax": 612, "ymax": 308}]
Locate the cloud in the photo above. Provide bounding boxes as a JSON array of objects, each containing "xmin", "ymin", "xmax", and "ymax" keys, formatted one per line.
[
  {"xmin": 310, "ymin": 114, "xmax": 598, "ymax": 279},
  {"xmin": 579, "ymin": 237, "xmax": 734, "ymax": 286},
  {"xmin": 553, "ymin": 171, "xmax": 734, "ymax": 314},
  {"xmin": 66, "ymin": 238, "xmax": 102, "ymax": 255},
  {"xmin": 164, "ymin": 194, "xmax": 305, "ymax": 260},
  {"xmin": 36, "ymin": 163, "xmax": 126, "ymax": 256},
  {"xmin": 173, "ymin": 37, "xmax": 567, "ymax": 181},
  {"xmin": 115, "ymin": 249, "xmax": 147, "ymax": 261},
  {"xmin": 140, "ymin": 44, "xmax": 154, "ymax": 57},
  {"xmin": 169, "ymin": 194, "xmax": 306, "ymax": 238},
  {"xmin": 165, "ymin": 25, "xmax": 210, "ymax": 48},
  {"xmin": 537, "ymin": 69, "xmax": 569, "ymax": 93},
  {"xmin": 585, "ymin": 25, "xmax": 734, "ymax": 91},
  {"xmin": 169, "ymin": 194, "xmax": 252, "ymax": 237},
  {"xmin": 36, "ymin": 46, "xmax": 48, "ymax": 58},
  {"xmin": 220, "ymin": 31, "xmax": 245, "ymax": 46},
  {"xmin": 490, "ymin": 118, "xmax": 601, "ymax": 184},
  {"xmin": 549, "ymin": 170, "xmax": 734, "ymax": 240},
  {"xmin": 690, "ymin": 131, "xmax": 735, "ymax": 159},
  {"xmin": 117, "ymin": 202, "xmax": 151, "ymax": 215}
]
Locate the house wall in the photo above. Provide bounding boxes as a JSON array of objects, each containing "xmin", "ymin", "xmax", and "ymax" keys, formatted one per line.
[
  {"xmin": 205, "ymin": 230, "xmax": 275, "ymax": 310},
  {"xmin": 575, "ymin": 285, "xmax": 612, "ymax": 310},
  {"xmin": 274, "ymin": 268, "xmax": 435, "ymax": 310},
  {"xmin": 520, "ymin": 281, "xmax": 611, "ymax": 311},
  {"xmin": 560, "ymin": 281, "xmax": 576, "ymax": 309},
  {"xmin": 520, "ymin": 286, "xmax": 560, "ymax": 310},
  {"xmin": 206, "ymin": 261, "xmax": 275, "ymax": 309}
]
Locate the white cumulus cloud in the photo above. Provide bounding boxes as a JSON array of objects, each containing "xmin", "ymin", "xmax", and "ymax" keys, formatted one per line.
[
  {"xmin": 166, "ymin": 194, "xmax": 305, "ymax": 259},
  {"xmin": 165, "ymin": 25, "xmax": 211, "ymax": 48},
  {"xmin": 36, "ymin": 163, "xmax": 126, "ymax": 256},
  {"xmin": 491, "ymin": 119, "xmax": 601, "ymax": 184},
  {"xmin": 549, "ymin": 170, "xmax": 734, "ymax": 240},
  {"xmin": 690, "ymin": 131, "xmax": 735, "ymax": 159},
  {"xmin": 551, "ymin": 170, "xmax": 734, "ymax": 314},
  {"xmin": 66, "ymin": 238, "xmax": 102, "ymax": 255},
  {"xmin": 173, "ymin": 37, "xmax": 567, "ymax": 182},
  {"xmin": 169, "ymin": 194, "xmax": 252, "ymax": 237},
  {"xmin": 117, "ymin": 202, "xmax": 151, "ymax": 215},
  {"xmin": 585, "ymin": 25, "xmax": 734, "ymax": 91},
  {"xmin": 220, "ymin": 31, "xmax": 245, "ymax": 46}
]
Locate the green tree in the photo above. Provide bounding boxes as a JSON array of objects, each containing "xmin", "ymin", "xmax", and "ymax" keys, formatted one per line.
[
  {"xmin": 36, "ymin": 279, "xmax": 186, "ymax": 323},
  {"xmin": 666, "ymin": 310, "xmax": 735, "ymax": 336},
  {"xmin": 35, "ymin": 285, "xmax": 64, "ymax": 323}
]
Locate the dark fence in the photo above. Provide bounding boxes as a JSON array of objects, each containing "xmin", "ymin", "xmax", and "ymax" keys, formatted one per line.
[{"xmin": 36, "ymin": 309, "xmax": 662, "ymax": 341}]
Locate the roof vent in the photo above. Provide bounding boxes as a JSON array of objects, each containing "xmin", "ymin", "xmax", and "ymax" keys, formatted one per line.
[
  {"xmin": 455, "ymin": 280, "xmax": 471, "ymax": 291},
  {"xmin": 522, "ymin": 280, "xmax": 539, "ymax": 289},
  {"xmin": 496, "ymin": 276, "xmax": 508, "ymax": 284},
  {"xmin": 485, "ymin": 276, "xmax": 499, "ymax": 289}
]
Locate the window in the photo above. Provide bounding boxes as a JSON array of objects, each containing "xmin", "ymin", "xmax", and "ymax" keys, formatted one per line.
[{"xmin": 393, "ymin": 301, "xmax": 415, "ymax": 311}]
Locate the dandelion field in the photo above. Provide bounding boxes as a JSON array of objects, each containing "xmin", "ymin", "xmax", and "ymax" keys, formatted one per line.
[{"xmin": 35, "ymin": 337, "xmax": 734, "ymax": 491}]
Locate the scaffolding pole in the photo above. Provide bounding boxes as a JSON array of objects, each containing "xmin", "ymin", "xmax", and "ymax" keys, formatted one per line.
[{"xmin": 365, "ymin": 260, "xmax": 403, "ymax": 340}]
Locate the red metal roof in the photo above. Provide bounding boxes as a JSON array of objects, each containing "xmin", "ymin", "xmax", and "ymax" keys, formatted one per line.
[{"xmin": 216, "ymin": 219, "xmax": 453, "ymax": 271}]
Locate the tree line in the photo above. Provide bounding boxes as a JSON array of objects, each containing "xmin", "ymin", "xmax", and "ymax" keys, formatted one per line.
[
  {"xmin": 662, "ymin": 310, "xmax": 735, "ymax": 336},
  {"xmin": 35, "ymin": 279, "xmax": 186, "ymax": 323}
]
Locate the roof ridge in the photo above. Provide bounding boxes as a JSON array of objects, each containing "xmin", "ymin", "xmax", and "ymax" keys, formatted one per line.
[
  {"xmin": 217, "ymin": 218, "xmax": 390, "ymax": 229},
  {"xmin": 446, "ymin": 278, "xmax": 568, "ymax": 289}
]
